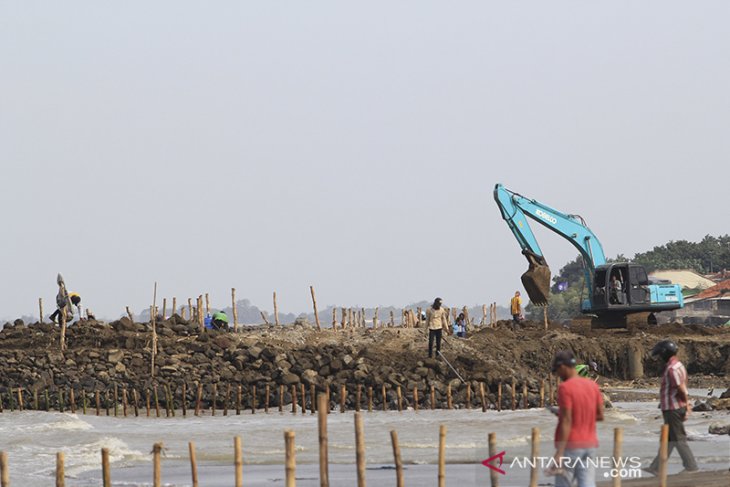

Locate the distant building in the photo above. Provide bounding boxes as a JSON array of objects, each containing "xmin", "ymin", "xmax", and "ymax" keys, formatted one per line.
[
  {"xmin": 674, "ymin": 279, "xmax": 730, "ymax": 326},
  {"xmin": 649, "ymin": 269, "xmax": 717, "ymax": 298}
]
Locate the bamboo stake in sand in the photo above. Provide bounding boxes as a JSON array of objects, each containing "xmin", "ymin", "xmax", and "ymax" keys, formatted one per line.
[
  {"xmin": 438, "ymin": 425, "xmax": 447, "ymax": 487},
  {"xmin": 0, "ymin": 452, "xmax": 7, "ymax": 487},
  {"xmin": 431, "ymin": 385, "xmax": 435, "ymax": 410},
  {"xmin": 205, "ymin": 293, "xmax": 210, "ymax": 315},
  {"xmin": 172, "ymin": 297, "xmax": 177, "ymax": 316},
  {"xmin": 39, "ymin": 298, "xmax": 44, "ymax": 324},
  {"xmin": 354, "ymin": 412, "xmax": 366, "ymax": 487},
  {"xmin": 273, "ymin": 291, "xmax": 280, "ymax": 326},
  {"xmin": 658, "ymin": 425, "xmax": 669, "ymax": 487},
  {"xmin": 310, "ymin": 286, "xmax": 322, "ymax": 331},
  {"xmin": 56, "ymin": 452, "xmax": 65, "ymax": 487},
  {"xmin": 390, "ymin": 431, "xmax": 404, "ymax": 487},
  {"xmin": 529, "ymin": 428, "xmax": 540, "ymax": 487},
  {"xmin": 232, "ymin": 288, "xmax": 239, "ymax": 332},
  {"xmin": 488, "ymin": 433, "xmax": 499, "ymax": 487},
  {"xmin": 188, "ymin": 442, "xmax": 199, "ymax": 487},
  {"xmin": 101, "ymin": 448, "xmax": 111, "ymax": 487},
  {"xmin": 612, "ymin": 428, "xmax": 623, "ymax": 487},
  {"xmin": 367, "ymin": 386, "xmax": 373, "ymax": 412},
  {"xmin": 285, "ymin": 431, "xmax": 296, "ymax": 487},
  {"xmin": 317, "ymin": 394, "xmax": 329, "ymax": 487},
  {"xmin": 152, "ymin": 443, "xmax": 162, "ymax": 487},
  {"xmin": 162, "ymin": 298, "xmax": 167, "ymax": 321},
  {"xmin": 234, "ymin": 436, "xmax": 243, "ymax": 487},
  {"xmin": 340, "ymin": 385, "xmax": 346, "ymax": 413}
]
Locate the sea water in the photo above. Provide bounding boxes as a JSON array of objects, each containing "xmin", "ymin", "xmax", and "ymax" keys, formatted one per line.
[{"xmin": 0, "ymin": 401, "xmax": 727, "ymax": 486}]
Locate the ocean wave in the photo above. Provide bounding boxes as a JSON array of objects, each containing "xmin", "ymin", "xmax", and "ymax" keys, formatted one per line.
[
  {"xmin": 12, "ymin": 413, "xmax": 93, "ymax": 433},
  {"xmin": 64, "ymin": 437, "xmax": 147, "ymax": 477}
]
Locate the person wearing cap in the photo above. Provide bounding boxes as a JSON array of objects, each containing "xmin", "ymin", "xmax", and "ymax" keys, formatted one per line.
[
  {"xmin": 548, "ymin": 350, "xmax": 604, "ymax": 487},
  {"xmin": 644, "ymin": 340, "xmax": 698, "ymax": 476},
  {"xmin": 576, "ymin": 361, "xmax": 599, "ymax": 381},
  {"xmin": 426, "ymin": 297, "xmax": 449, "ymax": 358}
]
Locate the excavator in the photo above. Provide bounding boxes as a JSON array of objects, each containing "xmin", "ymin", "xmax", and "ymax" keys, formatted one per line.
[{"xmin": 494, "ymin": 184, "xmax": 683, "ymax": 329}]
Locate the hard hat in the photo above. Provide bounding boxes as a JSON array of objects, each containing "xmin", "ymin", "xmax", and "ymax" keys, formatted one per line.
[
  {"xmin": 651, "ymin": 340, "xmax": 678, "ymax": 361},
  {"xmin": 589, "ymin": 360, "xmax": 599, "ymax": 372}
]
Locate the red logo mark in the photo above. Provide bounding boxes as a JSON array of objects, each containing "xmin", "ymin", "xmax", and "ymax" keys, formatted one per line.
[{"xmin": 482, "ymin": 451, "xmax": 506, "ymax": 475}]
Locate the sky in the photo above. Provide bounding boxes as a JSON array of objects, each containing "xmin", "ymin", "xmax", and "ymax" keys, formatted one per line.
[{"xmin": 1, "ymin": 2, "xmax": 729, "ymax": 319}]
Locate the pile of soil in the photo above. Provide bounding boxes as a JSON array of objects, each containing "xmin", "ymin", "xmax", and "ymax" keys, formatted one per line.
[{"xmin": 0, "ymin": 316, "xmax": 727, "ymax": 410}]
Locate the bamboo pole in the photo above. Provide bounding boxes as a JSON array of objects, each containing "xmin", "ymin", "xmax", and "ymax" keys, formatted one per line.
[
  {"xmin": 251, "ymin": 385, "xmax": 257, "ymax": 414},
  {"xmin": 122, "ymin": 388, "xmax": 127, "ymax": 417},
  {"xmin": 126, "ymin": 306, "xmax": 134, "ymax": 322},
  {"xmin": 497, "ymin": 382, "xmax": 502, "ymax": 412},
  {"xmin": 511, "ymin": 378, "xmax": 516, "ymax": 411},
  {"xmin": 81, "ymin": 389, "xmax": 87, "ymax": 415},
  {"xmin": 291, "ymin": 385, "xmax": 297, "ymax": 414},
  {"xmin": 205, "ymin": 293, "xmax": 210, "ymax": 315},
  {"xmin": 113, "ymin": 384, "xmax": 118, "ymax": 416},
  {"xmin": 367, "ymin": 386, "xmax": 373, "ymax": 412},
  {"xmin": 612, "ymin": 428, "xmax": 623, "ymax": 487},
  {"xmin": 488, "ymin": 432, "xmax": 499, "ymax": 487},
  {"xmin": 18, "ymin": 388, "xmax": 24, "ymax": 412},
  {"xmin": 390, "ymin": 430, "xmax": 404, "ymax": 487},
  {"xmin": 172, "ymin": 297, "xmax": 177, "ymax": 316},
  {"xmin": 310, "ymin": 384, "xmax": 316, "ymax": 414},
  {"xmin": 225, "ymin": 384, "xmax": 231, "ymax": 416},
  {"xmin": 145, "ymin": 389, "xmax": 150, "ymax": 417},
  {"xmin": 285, "ymin": 431, "xmax": 296, "ymax": 487},
  {"xmin": 354, "ymin": 412, "xmax": 366, "ymax": 487},
  {"xmin": 431, "ymin": 385, "xmax": 435, "ymax": 410},
  {"xmin": 340, "ymin": 384, "xmax": 346, "ymax": 413},
  {"xmin": 341, "ymin": 308, "xmax": 346, "ymax": 330},
  {"xmin": 39, "ymin": 298, "xmax": 44, "ymax": 323},
  {"xmin": 300, "ymin": 383, "xmax": 306, "ymax": 415},
  {"xmin": 195, "ymin": 383, "xmax": 203, "ymax": 416},
  {"xmin": 396, "ymin": 386, "xmax": 402, "ymax": 412},
  {"xmin": 188, "ymin": 298, "xmax": 193, "ymax": 321},
  {"xmin": 181, "ymin": 384, "xmax": 187, "ymax": 417},
  {"xmin": 331, "ymin": 308, "xmax": 337, "ymax": 332},
  {"xmin": 438, "ymin": 425, "xmax": 446, "ymax": 487},
  {"xmin": 373, "ymin": 307, "xmax": 378, "ymax": 329},
  {"xmin": 152, "ymin": 443, "xmax": 162, "ymax": 487},
  {"xmin": 413, "ymin": 387, "xmax": 419, "ymax": 412},
  {"xmin": 56, "ymin": 452, "xmax": 65, "ymax": 487},
  {"xmin": 540, "ymin": 379, "xmax": 545, "ymax": 408},
  {"xmin": 317, "ymin": 394, "xmax": 330, "ymax": 487},
  {"xmin": 273, "ymin": 291, "xmax": 280, "ymax": 326},
  {"xmin": 310, "ymin": 286, "xmax": 322, "ymax": 331},
  {"xmin": 356, "ymin": 384, "xmax": 362, "ymax": 412},
  {"xmin": 279, "ymin": 385, "xmax": 284, "ymax": 413},
  {"xmin": 153, "ymin": 385, "xmax": 160, "ymax": 417},
  {"xmin": 212, "ymin": 383, "xmax": 217, "ymax": 416},
  {"xmin": 162, "ymin": 298, "xmax": 167, "ymax": 321},
  {"xmin": 382, "ymin": 384, "xmax": 387, "ymax": 411},
  {"xmin": 95, "ymin": 390, "xmax": 100, "ymax": 416},
  {"xmin": 60, "ymin": 310, "xmax": 67, "ymax": 351},
  {"xmin": 447, "ymin": 384, "xmax": 453, "ymax": 410},
  {"xmin": 658, "ymin": 424, "xmax": 669, "ymax": 487},
  {"xmin": 543, "ymin": 306, "xmax": 548, "ymax": 330},
  {"xmin": 523, "ymin": 382, "xmax": 528, "ymax": 409},
  {"xmin": 0, "ymin": 452, "xmax": 6, "ymax": 487},
  {"xmin": 188, "ymin": 442, "xmax": 198, "ymax": 487},
  {"xmin": 466, "ymin": 383, "xmax": 472, "ymax": 409},
  {"xmin": 132, "ymin": 389, "xmax": 139, "ymax": 417},
  {"xmin": 234, "ymin": 436, "xmax": 243, "ymax": 487},
  {"xmin": 267, "ymin": 384, "xmax": 272, "ymax": 414},
  {"xmin": 101, "ymin": 448, "xmax": 111, "ymax": 487},
  {"xmin": 529, "ymin": 428, "xmax": 540, "ymax": 487},
  {"xmin": 232, "ymin": 288, "xmax": 239, "ymax": 332},
  {"xmin": 480, "ymin": 383, "xmax": 487, "ymax": 412}
]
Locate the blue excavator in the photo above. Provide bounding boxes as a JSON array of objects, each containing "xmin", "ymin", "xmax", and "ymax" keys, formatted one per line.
[{"xmin": 494, "ymin": 184, "xmax": 683, "ymax": 328}]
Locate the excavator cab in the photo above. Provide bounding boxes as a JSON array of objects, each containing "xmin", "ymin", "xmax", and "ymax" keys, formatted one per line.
[
  {"xmin": 591, "ymin": 263, "xmax": 652, "ymax": 310},
  {"xmin": 521, "ymin": 250, "xmax": 551, "ymax": 305}
]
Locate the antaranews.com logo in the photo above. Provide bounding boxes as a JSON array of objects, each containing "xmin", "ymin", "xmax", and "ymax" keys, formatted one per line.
[{"xmin": 482, "ymin": 451, "xmax": 643, "ymax": 480}]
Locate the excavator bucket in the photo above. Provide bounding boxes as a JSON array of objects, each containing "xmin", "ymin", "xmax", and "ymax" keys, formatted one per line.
[{"xmin": 521, "ymin": 252, "xmax": 551, "ymax": 305}]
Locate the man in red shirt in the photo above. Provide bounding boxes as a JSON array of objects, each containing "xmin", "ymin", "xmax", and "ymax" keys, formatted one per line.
[
  {"xmin": 644, "ymin": 340, "xmax": 698, "ymax": 475},
  {"xmin": 548, "ymin": 350, "xmax": 604, "ymax": 487}
]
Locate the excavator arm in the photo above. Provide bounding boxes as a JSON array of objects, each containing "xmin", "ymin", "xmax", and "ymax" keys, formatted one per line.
[{"xmin": 494, "ymin": 184, "xmax": 607, "ymax": 305}]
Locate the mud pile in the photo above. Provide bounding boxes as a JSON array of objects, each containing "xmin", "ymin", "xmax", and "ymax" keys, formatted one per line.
[{"xmin": 0, "ymin": 316, "xmax": 727, "ymax": 410}]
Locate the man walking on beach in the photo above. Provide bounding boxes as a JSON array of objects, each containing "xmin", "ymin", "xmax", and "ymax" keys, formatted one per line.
[
  {"xmin": 644, "ymin": 340, "xmax": 698, "ymax": 476},
  {"xmin": 548, "ymin": 350, "xmax": 604, "ymax": 487},
  {"xmin": 426, "ymin": 297, "xmax": 449, "ymax": 358}
]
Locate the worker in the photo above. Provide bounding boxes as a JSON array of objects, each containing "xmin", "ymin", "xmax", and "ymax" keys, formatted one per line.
[
  {"xmin": 609, "ymin": 275, "xmax": 623, "ymax": 304},
  {"xmin": 576, "ymin": 361, "xmax": 599, "ymax": 380},
  {"xmin": 644, "ymin": 340, "xmax": 698, "ymax": 476},
  {"xmin": 211, "ymin": 310, "xmax": 229, "ymax": 331},
  {"xmin": 454, "ymin": 312, "xmax": 466, "ymax": 338},
  {"xmin": 50, "ymin": 291, "xmax": 82, "ymax": 325},
  {"xmin": 510, "ymin": 291, "xmax": 522, "ymax": 330},
  {"xmin": 426, "ymin": 297, "xmax": 449, "ymax": 358},
  {"xmin": 547, "ymin": 351, "xmax": 604, "ymax": 487}
]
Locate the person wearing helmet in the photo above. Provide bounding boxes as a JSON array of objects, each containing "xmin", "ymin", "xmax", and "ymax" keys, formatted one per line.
[
  {"xmin": 211, "ymin": 310, "xmax": 229, "ymax": 331},
  {"xmin": 575, "ymin": 361, "xmax": 599, "ymax": 381},
  {"xmin": 644, "ymin": 340, "xmax": 698, "ymax": 476}
]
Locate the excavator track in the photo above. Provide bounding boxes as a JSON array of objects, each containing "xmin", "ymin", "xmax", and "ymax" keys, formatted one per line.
[{"xmin": 589, "ymin": 312, "xmax": 654, "ymax": 332}]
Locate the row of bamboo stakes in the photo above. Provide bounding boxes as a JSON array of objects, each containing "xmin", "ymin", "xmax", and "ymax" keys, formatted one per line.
[
  {"xmin": 0, "ymin": 394, "xmax": 673, "ymax": 487},
  {"xmin": 0, "ymin": 376, "xmax": 559, "ymax": 416},
  {"xmin": 37, "ymin": 290, "xmax": 506, "ymax": 332}
]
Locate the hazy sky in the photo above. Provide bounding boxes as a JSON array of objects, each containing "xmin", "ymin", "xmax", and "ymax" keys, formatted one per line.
[{"xmin": 2, "ymin": 2, "xmax": 728, "ymax": 319}]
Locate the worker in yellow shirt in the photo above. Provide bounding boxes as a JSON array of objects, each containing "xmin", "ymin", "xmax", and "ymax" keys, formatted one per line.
[{"xmin": 510, "ymin": 291, "xmax": 522, "ymax": 331}]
